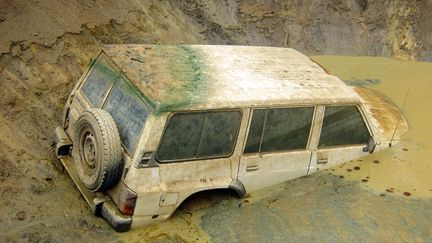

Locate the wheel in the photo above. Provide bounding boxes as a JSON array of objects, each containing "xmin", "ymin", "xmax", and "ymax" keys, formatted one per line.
[{"xmin": 75, "ymin": 108, "xmax": 123, "ymax": 192}]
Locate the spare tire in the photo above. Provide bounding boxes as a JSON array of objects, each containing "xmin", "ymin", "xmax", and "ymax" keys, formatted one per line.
[{"xmin": 75, "ymin": 108, "xmax": 123, "ymax": 192}]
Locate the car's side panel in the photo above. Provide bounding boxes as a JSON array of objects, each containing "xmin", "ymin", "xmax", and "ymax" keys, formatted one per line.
[
  {"xmin": 238, "ymin": 151, "xmax": 312, "ymax": 192},
  {"xmin": 158, "ymin": 156, "xmax": 234, "ymax": 201},
  {"xmin": 121, "ymin": 113, "xmax": 167, "ymax": 217},
  {"xmin": 311, "ymin": 145, "xmax": 369, "ymax": 172}
]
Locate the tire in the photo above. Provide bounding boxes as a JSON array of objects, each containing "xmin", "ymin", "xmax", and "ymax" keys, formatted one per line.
[{"xmin": 75, "ymin": 108, "xmax": 123, "ymax": 192}]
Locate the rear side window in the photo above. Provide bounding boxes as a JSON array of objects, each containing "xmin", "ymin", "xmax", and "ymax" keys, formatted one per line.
[
  {"xmin": 158, "ymin": 113, "xmax": 204, "ymax": 160},
  {"xmin": 318, "ymin": 106, "xmax": 369, "ymax": 148},
  {"xmin": 244, "ymin": 107, "xmax": 314, "ymax": 154},
  {"xmin": 104, "ymin": 74, "xmax": 149, "ymax": 154},
  {"xmin": 81, "ymin": 58, "xmax": 119, "ymax": 107},
  {"xmin": 157, "ymin": 111, "xmax": 241, "ymax": 162}
]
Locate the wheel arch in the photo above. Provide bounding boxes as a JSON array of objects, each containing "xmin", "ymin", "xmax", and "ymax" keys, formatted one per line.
[{"xmin": 173, "ymin": 179, "xmax": 246, "ymax": 212}]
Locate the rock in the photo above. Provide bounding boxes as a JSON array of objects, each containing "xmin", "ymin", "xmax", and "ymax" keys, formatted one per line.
[{"xmin": 16, "ymin": 211, "xmax": 26, "ymax": 221}]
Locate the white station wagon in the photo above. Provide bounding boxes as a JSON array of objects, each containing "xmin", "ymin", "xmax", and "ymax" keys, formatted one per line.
[{"xmin": 54, "ymin": 45, "xmax": 408, "ymax": 231}]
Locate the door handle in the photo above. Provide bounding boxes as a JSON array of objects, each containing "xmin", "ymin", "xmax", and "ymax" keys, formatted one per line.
[
  {"xmin": 317, "ymin": 158, "xmax": 328, "ymax": 164},
  {"xmin": 246, "ymin": 165, "xmax": 259, "ymax": 172}
]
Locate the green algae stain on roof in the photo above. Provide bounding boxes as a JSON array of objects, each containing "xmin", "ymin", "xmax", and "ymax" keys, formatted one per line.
[
  {"xmin": 154, "ymin": 45, "xmax": 211, "ymax": 113},
  {"xmin": 101, "ymin": 44, "xmax": 213, "ymax": 114}
]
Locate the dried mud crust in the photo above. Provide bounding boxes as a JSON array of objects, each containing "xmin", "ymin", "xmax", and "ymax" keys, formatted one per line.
[{"xmin": 75, "ymin": 108, "xmax": 123, "ymax": 192}]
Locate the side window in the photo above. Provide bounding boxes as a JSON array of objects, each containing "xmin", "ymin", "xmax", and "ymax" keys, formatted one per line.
[
  {"xmin": 318, "ymin": 106, "xmax": 369, "ymax": 148},
  {"xmin": 157, "ymin": 111, "xmax": 241, "ymax": 162},
  {"xmin": 244, "ymin": 107, "xmax": 314, "ymax": 154},
  {"xmin": 197, "ymin": 112, "xmax": 240, "ymax": 157},
  {"xmin": 157, "ymin": 113, "xmax": 204, "ymax": 161},
  {"xmin": 81, "ymin": 58, "xmax": 119, "ymax": 107},
  {"xmin": 103, "ymin": 74, "xmax": 150, "ymax": 154}
]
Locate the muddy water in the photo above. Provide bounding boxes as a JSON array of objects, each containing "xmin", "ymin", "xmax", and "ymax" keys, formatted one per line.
[
  {"xmin": 122, "ymin": 195, "xmax": 215, "ymax": 242},
  {"xmin": 312, "ymin": 56, "xmax": 432, "ymax": 198}
]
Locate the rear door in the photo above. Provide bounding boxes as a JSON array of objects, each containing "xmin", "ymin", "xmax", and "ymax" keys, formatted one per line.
[
  {"xmin": 237, "ymin": 107, "xmax": 315, "ymax": 193},
  {"xmin": 308, "ymin": 105, "xmax": 372, "ymax": 172},
  {"xmin": 66, "ymin": 54, "xmax": 120, "ymax": 137}
]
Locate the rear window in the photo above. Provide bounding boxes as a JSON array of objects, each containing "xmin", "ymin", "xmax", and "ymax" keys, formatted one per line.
[
  {"xmin": 318, "ymin": 106, "xmax": 369, "ymax": 147},
  {"xmin": 157, "ymin": 111, "xmax": 241, "ymax": 162},
  {"xmin": 81, "ymin": 58, "xmax": 119, "ymax": 107},
  {"xmin": 244, "ymin": 107, "xmax": 314, "ymax": 154},
  {"xmin": 103, "ymin": 74, "xmax": 150, "ymax": 153}
]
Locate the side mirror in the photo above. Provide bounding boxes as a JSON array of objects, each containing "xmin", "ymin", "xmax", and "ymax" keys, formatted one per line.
[
  {"xmin": 363, "ymin": 137, "xmax": 376, "ymax": 153},
  {"xmin": 135, "ymin": 151, "xmax": 159, "ymax": 168}
]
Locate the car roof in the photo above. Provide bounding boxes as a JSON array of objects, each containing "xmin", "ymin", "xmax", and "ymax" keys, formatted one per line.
[{"xmin": 102, "ymin": 44, "xmax": 360, "ymax": 112}]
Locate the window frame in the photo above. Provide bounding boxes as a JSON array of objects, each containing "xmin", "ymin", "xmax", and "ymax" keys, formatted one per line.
[
  {"xmin": 155, "ymin": 109, "xmax": 243, "ymax": 163},
  {"xmin": 243, "ymin": 105, "xmax": 317, "ymax": 156},
  {"xmin": 317, "ymin": 104, "xmax": 373, "ymax": 149}
]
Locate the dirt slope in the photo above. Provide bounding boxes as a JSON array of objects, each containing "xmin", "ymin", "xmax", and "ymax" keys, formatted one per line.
[
  {"xmin": 0, "ymin": 0, "xmax": 431, "ymax": 242},
  {"xmin": 0, "ymin": 1, "xmax": 205, "ymax": 241},
  {"xmin": 173, "ymin": 0, "xmax": 432, "ymax": 61}
]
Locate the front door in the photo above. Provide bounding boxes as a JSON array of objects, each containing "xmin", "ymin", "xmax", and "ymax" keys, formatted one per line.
[
  {"xmin": 308, "ymin": 105, "xmax": 372, "ymax": 172},
  {"xmin": 237, "ymin": 107, "xmax": 316, "ymax": 193}
]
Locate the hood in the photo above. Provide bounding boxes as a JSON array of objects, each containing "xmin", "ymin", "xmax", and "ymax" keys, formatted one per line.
[{"xmin": 355, "ymin": 87, "xmax": 409, "ymax": 145}]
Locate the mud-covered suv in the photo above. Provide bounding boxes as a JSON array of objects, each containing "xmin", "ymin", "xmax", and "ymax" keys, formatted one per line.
[{"xmin": 54, "ymin": 45, "xmax": 408, "ymax": 231}]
